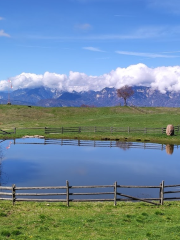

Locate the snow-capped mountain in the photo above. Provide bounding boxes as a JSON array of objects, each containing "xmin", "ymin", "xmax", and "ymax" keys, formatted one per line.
[{"xmin": 0, "ymin": 86, "xmax": 180, "ymax": 107}]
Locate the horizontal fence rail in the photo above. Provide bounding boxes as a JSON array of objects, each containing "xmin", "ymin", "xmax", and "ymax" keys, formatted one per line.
[
  {"xmin": 44, "ymin": 126, "xmax": 180, "ymax": 135},
  {"xmin": 1, "ymin": 180, "xmax": 180, "ymax": 206},
  {"xmin": 2, "ymin": 126, "xmax": 180, "ymax": 136},
  {"xmin": 0, "ymin": 129, "xmax": 14, "ymax": 135}
]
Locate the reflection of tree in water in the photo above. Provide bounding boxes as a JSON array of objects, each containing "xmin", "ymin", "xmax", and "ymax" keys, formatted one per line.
[
  {"xmin": 116, "ymin": 141, "xmax": 133, "ymax": 151},
  {"xmin": 166, "ymin": 144, "xmax": 174, "ymax": 155}
]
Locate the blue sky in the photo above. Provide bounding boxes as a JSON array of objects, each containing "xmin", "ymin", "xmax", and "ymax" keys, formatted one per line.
[{"xmin": 1, "ymin": 0, "xmax": 180, "ymax": 92}]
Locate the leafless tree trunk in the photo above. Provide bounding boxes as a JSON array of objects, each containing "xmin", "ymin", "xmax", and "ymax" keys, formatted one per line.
[{"xmin": 117, "ymin": 85, "xmax": 134, "ymax": 106}]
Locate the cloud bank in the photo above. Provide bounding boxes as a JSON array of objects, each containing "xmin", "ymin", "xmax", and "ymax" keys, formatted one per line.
[
  {"xmin": 1, "ymin": 63, "xmax": 180, "ymax": 93},
  {"xmin": 83, "ymin": 47, "xmax": 105, "ymax": 52},
  {"xmin": 0, "ymin": 29, "xmax": 10, "ymax": 37},
  {"xmin": 116, "ymin": 51, "xmax": 179, "ymax": 58}
]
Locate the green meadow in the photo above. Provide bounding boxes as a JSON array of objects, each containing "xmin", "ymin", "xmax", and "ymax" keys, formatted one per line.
[
  {"xmin": 0, "ymin": 104, "xmax": 180, "ymax": 143},
  {"xmin": 0, "ymin": 201, "xmax": 180, "ymax": 240},
  {"xmin": 0, "ymin": 105, "xmax": 180, "ymax": 239}
]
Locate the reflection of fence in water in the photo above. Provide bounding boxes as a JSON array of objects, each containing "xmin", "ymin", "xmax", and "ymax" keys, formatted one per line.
[
  {"xmin": 12, "ymin": 138, "xmax": 179, "ymax": 152},
  {"xmin": 45, "ymin": 139, "xmax": 178, "ymax": 152}
]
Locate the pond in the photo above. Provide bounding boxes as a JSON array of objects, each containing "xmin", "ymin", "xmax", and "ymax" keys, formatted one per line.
[{"xmin": 0, "ymin": 138, "xmax": 179, "ymax": 199}]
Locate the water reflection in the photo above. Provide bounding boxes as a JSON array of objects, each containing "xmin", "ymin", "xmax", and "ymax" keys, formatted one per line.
[
  {"xmin": 166, "ymin": 144, "xmax": 174, "ymax": 155},
  {"xmin": 0, "ymin": 140, "xmax": 6, "ymax": 185},
  {"xmin": 10, "ymin": 138, "xmax": 178, "ymax": 154},
  {"xmin": 0, "ymin": 138, "xmax": 179, "ymax": 199}
]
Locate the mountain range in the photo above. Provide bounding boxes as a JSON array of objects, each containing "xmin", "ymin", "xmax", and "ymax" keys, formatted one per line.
[{"xmin": 0, "ymin": 86, "xmax": 180, "ymax": 107}]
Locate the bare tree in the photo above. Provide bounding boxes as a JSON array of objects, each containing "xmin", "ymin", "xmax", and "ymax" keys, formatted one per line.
[{"xmin": 117, "ymin": 85, "xmax": 134, "ymax": 106}]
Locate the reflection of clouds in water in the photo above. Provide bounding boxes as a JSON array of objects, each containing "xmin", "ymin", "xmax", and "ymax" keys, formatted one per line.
[
  {"xmin": 91, "ymin": 151, "xmax": 180, "ymax": 179},
  {"xmin": 0, "ymin": 143, "xmax": 7, "ymax": 185},
  {"xmin": 1, "ymin": 138, "xmax": 180, "ymax": 187},
  {"xmin": 2, "ymin": 159, "xmax": 39, "ymax": 185},
  {"xmin": 0, "ymin": 171, "xmax": 9, "ymax": 185},
  {"xmin": 82, "ymin": 148, "xmax": 96, "ymax": 152},
  {"xmin": 70, "ymin": 167, "xmax": 87, "ymax": 176}
]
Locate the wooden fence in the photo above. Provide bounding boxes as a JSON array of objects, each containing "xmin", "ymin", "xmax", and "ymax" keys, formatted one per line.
[
  {"xmin": 44, "ymin": 126, "xmax": 180, "ymax": 135},
  {"xmin": 0, "ymin": 129, "xmax": 14, "ymax": 135},
  {"xmin": 1, "ymin": 126, "xmax": 180, "ymax": 135},
  {"xmin": 0, "ymin": 180, "xmax": 180, "ymax": 206}
]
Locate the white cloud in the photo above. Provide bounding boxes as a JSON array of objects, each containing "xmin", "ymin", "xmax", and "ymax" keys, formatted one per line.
[
  {"xmin": 116, "ymin": 51, "xmax": 179, "ymax": 58},
  {"xmin": 2, "ymin": 64, "xmax": 180, "ymax": 93},
  {"xmin": 147, "ymin": 0, "xmax": 180, "ymax": 14},
  {"xmin": 27, "ymin": 25, "xmax": 180, "ymax": 41},
  {"xmin": 75, "ymin": 23, "xmax": 92, "ymax": 30},
  {"xmin": 0, "ymin": 29, "xmax": 10, "ymax": 37},
  {"xmin": 83, "ymin": 47, "xmax": 105, "ymax": 52},
  {"xmin": 163, "ymin": 51, "xmax": 180, "ymax": 53}
]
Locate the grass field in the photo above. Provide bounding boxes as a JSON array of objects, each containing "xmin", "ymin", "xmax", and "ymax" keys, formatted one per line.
[
  {"xmin": 1, "ymin": 105, "xmax": 180, "ymax": 239},
  {"xmin": 1, "ymin": 105, "xmax": 180, "ymax": 128},
  {"xmin": 0, "ymin": 201, "xmax": 180, "ymax": 240},
  {"xmin": 0, "ymin": 105, "xmax": 180, "ymax": 143}
]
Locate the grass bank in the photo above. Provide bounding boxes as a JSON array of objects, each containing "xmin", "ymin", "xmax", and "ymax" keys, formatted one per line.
[
  {"xmin": 0, "ymin": 105, "xmax": 180, "ymax": 143},
  {"xmin": 0, "ymin": 201, "xmax": 180, "ymax": 239}
]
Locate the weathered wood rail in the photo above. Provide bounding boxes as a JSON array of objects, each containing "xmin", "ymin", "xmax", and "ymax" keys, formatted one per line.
[
  {"xmin": 44, "ymin": 126, "xmax": 180, "ymax": 135},
  {"xmin": 5, "ymin": 125, "xmax": 180, "ymax": 136},
  {"xmin": 0, "ymin": 129, "xmax": 14, "ymax": 135},
  {"xmin": 0, "ymin": 180, "xmax": 179, "ymax": 206}
]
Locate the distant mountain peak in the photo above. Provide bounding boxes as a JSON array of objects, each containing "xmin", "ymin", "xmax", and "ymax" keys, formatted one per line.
[{"xmin": 0, "ymin": 86, "xmax": 180, "ymax": 107}]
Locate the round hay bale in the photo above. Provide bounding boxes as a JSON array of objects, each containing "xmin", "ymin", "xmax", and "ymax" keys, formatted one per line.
[
  {"xmin": 166, "ymin": 124, "xmax": 174, "ymax": 136},
  {"xmin": 166, "ymin": 144, "xmax": 174, "ymax": 155}
]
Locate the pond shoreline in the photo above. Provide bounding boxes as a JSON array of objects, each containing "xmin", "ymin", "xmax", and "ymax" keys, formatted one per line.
[{"xmin": 1, "ymin": 133, "xmax": 180, "ymax": 145}]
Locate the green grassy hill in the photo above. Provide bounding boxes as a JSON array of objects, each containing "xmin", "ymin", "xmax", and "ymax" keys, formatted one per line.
[{"xmin": 0, "ymin": 105, "xmax": 180, "ymax": 143}]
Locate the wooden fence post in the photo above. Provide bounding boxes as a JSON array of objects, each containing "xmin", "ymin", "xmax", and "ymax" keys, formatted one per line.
[
  {"xmin": 66, "ymin": 180, "xmax": 69, "ymax": 207},
  {"xmin": 14, "ymin": 128, "xmax": 16, "ymax": 134},
  {"xmin": 160, "ymin": 180, "xmax": 164, "ymax": 205},
  {"xmin": 144, "ymin": 128, "xmax": 147, "ymax": 134},
  {"xmin": 114, "ymin": 181, "xmax": 117, "ymax": 206},
  {"xmin": 128, "ymin": 127, "xmax": 130, "ymax": 134},
  {"xmin": 94, "ymin": 126, "xmax": 96, "ymax": 133},
  {"xmin": 62, "ymin": 127, "xmax": 64, "ymax": 134},
  {"xmin": 12, "ymin": 184, "xmax": 16, "ymax": 205},
  {"xmin": 78, "ymin": 127, "xmax": 81, "ymax": 133}
]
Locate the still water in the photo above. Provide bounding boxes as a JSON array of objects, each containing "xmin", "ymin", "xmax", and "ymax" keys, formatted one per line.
[{"xmin": 0, "ymin": 138, "xmax": 179, "ymax": 191}]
